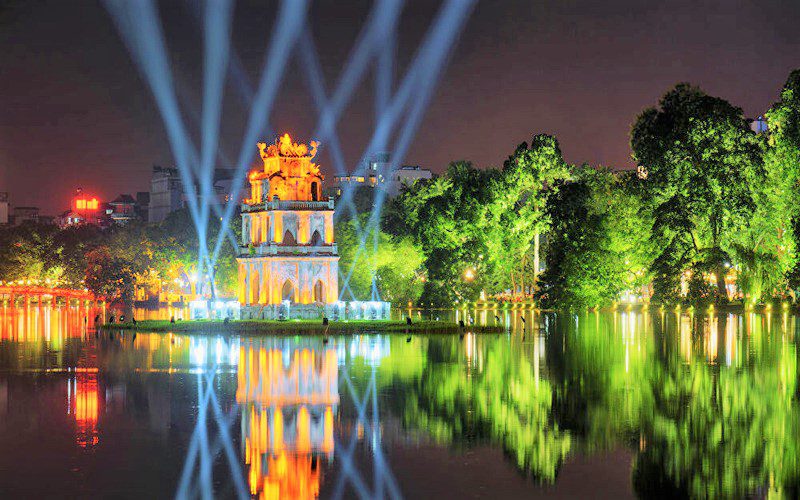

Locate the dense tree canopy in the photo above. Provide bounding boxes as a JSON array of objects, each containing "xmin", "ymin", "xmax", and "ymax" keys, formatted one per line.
[
  {"xmin": 767, "ymin": 70, "xmax": 800, "ymax": 295},
  {"xmin": 484, "ymin": 134, "xmax": 570, "ymax": 294},
  {"xmin": 0, "ymin": 207, "xmax": 240, "ymax": 303},
  {"xmin": 537, "ymin": 167, "xmax": 653, "ymax": 308},
  {"xmin": 388, "ymin": 136, "xmax": 569, "ymax": 306},
  {"xmin": 632, "ymin": 83, "xmax": 765, "ymax": 302},
  {"xmin": 336, "ymin": 216, "xmax": 425, "ymax": 305},
  {"xmin": 387, "ymin": 161, "xmax": 495, "ymax": 304}
]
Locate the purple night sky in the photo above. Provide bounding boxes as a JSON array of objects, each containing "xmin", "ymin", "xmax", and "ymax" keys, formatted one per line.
[{"xmin": 1, "ymin": 0, "xmax": 798, "ymax": 214}]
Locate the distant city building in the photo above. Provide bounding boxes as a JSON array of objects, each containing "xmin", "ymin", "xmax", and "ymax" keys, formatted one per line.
[
  {"xmin": 135, "ymin": 191, "xmax": 150, "ymax": 221},
  {"xmin": 148, "ymin": 165, "xmax": 241, "ymax": 223},
  {"xmin": 388, "ymin": 165, "xmax": 433, "ymax": 194},
  {"xmin": 749, "ymin": 116, "xmax": 768, "ymax": 134},
  {"xmin": 331, "ymin": 152, "xmax": 432, "ymax": 197},
  {"xmin": 107, "ymin": 194, "xmax": 137, "ymax": 225},
  {"xmin": 13, "ymin": 206, "xmax": 40, "ymax": 225},
  {"xmin": 0, "ymin": 192, "xmax": 8, "ymax": 225},
  {"xmin": 148, "ymin": 166, "xmax": 183, "ymax": 223}
]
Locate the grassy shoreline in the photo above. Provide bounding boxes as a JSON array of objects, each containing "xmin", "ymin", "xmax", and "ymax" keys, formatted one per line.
[{"xmin": 102, "ymin": 319, "xmax": 504, "ymax": 335}]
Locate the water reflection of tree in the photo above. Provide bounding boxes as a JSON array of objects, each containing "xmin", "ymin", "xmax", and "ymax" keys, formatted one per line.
[
  {"xmin": 397, "ymin": 336, "xmax": 570, "ymax": 482},
  {"xmin": 547, "ymin": 311, "xmax": 651, "ymax": 452},
  {"xmin": 633, "ymin": 313, "xmax": 800, "ymax": 498}
]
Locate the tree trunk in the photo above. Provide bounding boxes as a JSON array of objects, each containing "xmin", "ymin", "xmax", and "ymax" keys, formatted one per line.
[
  {"xmin": 533, "ymin": 231, "xmax": 540, "ymax": 291},
  {"xmin": 716, "ymin": 265, "xmax": 727, "ymax": 303}
]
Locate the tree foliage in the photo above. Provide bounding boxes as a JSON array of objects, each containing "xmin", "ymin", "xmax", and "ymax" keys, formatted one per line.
[
  {"xmin": 767, "ymin": 70, "xmax": 800, "ymax": 295},
  {"xmin": 336, "ymin": 215, "xmax": 425, "ymax": 305},
  {"xmin": 537, "ymin": 167, "xmax": 653, "ymax": 307},
  {"xmin": 0, "ymin": 207, "xmax": 240, "ymax": 303},
  {"xmin": 388, "ymin": 161, "xmax": 495, "ymax": 304},
  {"xmin": 389, "ymin": 136, "xmax": 569, "ymax": 305},
  {"xmin": 632, "ymin": 83, "xmax": 764, "ymax": 302}
]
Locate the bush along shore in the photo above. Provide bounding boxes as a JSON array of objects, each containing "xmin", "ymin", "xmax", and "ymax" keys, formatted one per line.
[{"xmin": 101, "ymin": 319, "xmax": 505, "ymax": 335}]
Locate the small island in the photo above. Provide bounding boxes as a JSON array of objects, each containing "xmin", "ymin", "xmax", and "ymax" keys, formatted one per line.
[{"xmin": 102, "ymin": 319, "xmax": 504, "ymax": 335}]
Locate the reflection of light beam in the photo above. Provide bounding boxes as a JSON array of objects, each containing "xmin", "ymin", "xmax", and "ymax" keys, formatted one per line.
[
  {"xmin": 331, "ymin": 366, "xmax": 401, "ymax": 499},
  {"xmin": 176, "ymin": 371, "xmax": 248, "ymax": 500},
  {"xmin": 207, "ymin": 380, "xmax": 250, "ymax": 498},
  {"xmin": 175, "ymin": 373, "xmax": 213, "ymax": 498}
]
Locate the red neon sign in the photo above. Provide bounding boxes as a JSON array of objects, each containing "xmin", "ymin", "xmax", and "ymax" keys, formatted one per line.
[{"xmin": 74, "ymin": 197, "xmax": 99, "ymax": 211}]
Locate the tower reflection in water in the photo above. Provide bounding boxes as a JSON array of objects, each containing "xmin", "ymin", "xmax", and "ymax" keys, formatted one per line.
[{"xmin": 237, "ymin": 346, "xmax": 338, "ymax": 499}]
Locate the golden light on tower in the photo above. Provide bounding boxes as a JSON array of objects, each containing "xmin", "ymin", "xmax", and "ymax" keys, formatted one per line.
[{"xmin": 237, "ymin": 134, "xmax": 339, "ymax": 319}]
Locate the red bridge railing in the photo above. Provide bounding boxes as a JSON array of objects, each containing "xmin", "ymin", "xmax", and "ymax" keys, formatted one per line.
[{"xmin": 0, "ymin": 286, "xmax": 96, "ymax": 301}]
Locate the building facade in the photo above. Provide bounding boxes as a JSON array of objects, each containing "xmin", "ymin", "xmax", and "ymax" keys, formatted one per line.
[
  {"xmin": 148, "ymin": 166, "xmax": 184, "ymax": 223},
  {"xmin": 148, "ymin": 165, "xmax": 239, "ymax": 223},
  {"xmin": 330, "ymin": 152, "xmax": 432, "ymax": 197},
  {"xmin": 13, "ymin": 206, "xmax": 40, "ymax": 225},
  {"xmin": 0, "ymin": 193, "xmax": 8, "ymax": 225},
  {"xmin": 237, "ymin": 134, "xmax": 339, "ymax": 319},
  {"xmin": 108, "ymin": 194, "xmax": 137, "ymax": 224}
]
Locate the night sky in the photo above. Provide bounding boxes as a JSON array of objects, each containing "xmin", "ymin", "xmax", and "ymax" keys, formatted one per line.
[{"xmin": 1, "ymin": 0, "xmax": 798, "ymax": 214}]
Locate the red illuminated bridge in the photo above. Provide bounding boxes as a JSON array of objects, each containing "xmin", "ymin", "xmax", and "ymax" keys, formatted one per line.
[{"xmin": 0, "ymin": 285, "xmax": 97, "ymax": 306}]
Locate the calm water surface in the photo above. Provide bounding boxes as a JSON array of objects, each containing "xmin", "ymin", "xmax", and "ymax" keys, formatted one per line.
[{"xmin": 0, "ymin": 307, "xmax": 798, "ymax": 499}]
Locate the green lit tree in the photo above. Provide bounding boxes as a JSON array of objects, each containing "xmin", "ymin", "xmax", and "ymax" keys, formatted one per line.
[
  {"xmin": 484, "ymin": 134, "xmax": 570, "ymax": 295},
  {"xmin": 393, "ymin": 161, "xmax": 495, "ymax": 305},
  {"xmin": 537, "ymin": 167, "xmax": 652, "ymax": 308},
  {"xmin": 632, "ymin": 83, "xmax": 762, "ymax": 303},
  {"xmin": 336, "ymin": 216, "xmax": 425, "ymax": 305},
  {"xmin": 765, "ymin": 70, "xmax": 800, "ymax": 298}
]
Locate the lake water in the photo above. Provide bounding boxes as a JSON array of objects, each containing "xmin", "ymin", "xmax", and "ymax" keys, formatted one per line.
[{"xmin": 0, "ymin": 306, "xmax": 797, "ymax": 498}]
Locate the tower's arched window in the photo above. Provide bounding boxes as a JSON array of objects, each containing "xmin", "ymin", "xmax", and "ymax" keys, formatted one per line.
[
  {"xmin": 313, "ymin": 280, "xmax": 325, "ymax": 303},
  {"xmin": 282, "ymin": 280, "xmax": 295, "ymax": 303},
  {"xmin": 283, "ymin": 230, "xmax": 297, "ymax": 245},
  {"xmin": 310, "ymin": 230, "xmax": 322, "ymax": 246},
  {"xmin": 311, "ymin": 181, "xmax": 319, "ymax": 201}
]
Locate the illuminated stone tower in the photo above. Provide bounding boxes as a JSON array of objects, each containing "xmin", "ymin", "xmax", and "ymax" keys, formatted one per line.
[{"xmin": 238, "ymin": 134, "xmax": 338, "ymax": 319}]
